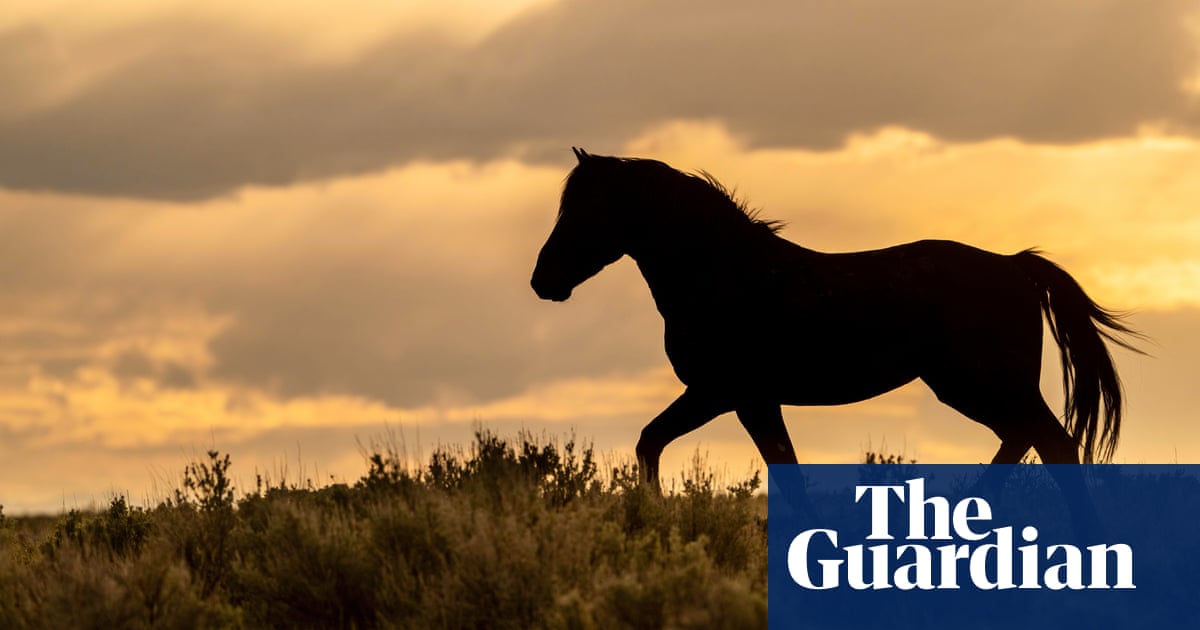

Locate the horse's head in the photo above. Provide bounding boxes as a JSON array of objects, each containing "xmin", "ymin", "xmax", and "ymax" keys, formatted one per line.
[{"xmin": 531, "ymin": 148, "xmax": 631, "ymax": 301}]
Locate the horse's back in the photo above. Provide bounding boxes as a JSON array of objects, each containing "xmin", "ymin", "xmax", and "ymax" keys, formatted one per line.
[
  {"xmin": 827, "ymin": 239, "xmax": 1047, "ymax": 382},
  {"xmin": 798, "ymin": 239, "xmax": 1038, "ymax": 308},
  {"xmin": 660, "ymin": 235, "xmax": 1045, "ymax": 402}
]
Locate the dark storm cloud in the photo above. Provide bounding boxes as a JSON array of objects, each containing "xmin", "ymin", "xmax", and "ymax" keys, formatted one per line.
[{"xmin": 1, "ymin": 0, "xmax": 1197, "ymax": 199}]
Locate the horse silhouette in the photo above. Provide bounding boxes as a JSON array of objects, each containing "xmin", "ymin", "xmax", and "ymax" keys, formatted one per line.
[{"xmin": 531, "ymin": 148, "xmax": 1140, "ymax": 503}]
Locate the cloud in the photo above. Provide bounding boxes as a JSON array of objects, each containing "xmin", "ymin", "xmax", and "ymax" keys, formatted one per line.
[
  {"xmin": 1, "ymin": 0, "xmax": 1198, "ymax": 199},
  {"xmin": 0, "ymin": 160, "xmax": 667, "ymax": 412}
]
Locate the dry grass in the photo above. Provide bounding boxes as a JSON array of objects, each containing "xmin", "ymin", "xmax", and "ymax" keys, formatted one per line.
[{"xmin": 0, "ymin": 430, "xmax": 768, "ymax": 629}]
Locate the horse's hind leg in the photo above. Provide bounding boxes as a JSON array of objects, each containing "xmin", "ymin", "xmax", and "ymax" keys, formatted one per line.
[
  {"xmin": 931, "ymin": 379, "xmax": 1101, "ymax": 537},
  {"xmin": 636, "ymin": 388, "xmax": 731, "ymax": 489},
  {"xmin": 990, "ymin": 438, "xmax": 1033, "ymax": 464},
  {"xmin": 1024, "ymin": 398, "xmax": 1105, "ymax": 539},
  {"xmin": 973, "ymin": 437, "xmax": 1033, "ymax": 497}
]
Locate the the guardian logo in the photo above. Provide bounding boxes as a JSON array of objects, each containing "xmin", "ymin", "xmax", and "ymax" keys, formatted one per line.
[{"xmin": 787, "ymin": 479, "xmax": 1135, "ymax": 591}]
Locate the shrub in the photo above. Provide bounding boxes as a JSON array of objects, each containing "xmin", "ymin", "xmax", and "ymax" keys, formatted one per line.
[{"xmin": 2, "ymin": 431, "xmax": 766, "ymax": 628}]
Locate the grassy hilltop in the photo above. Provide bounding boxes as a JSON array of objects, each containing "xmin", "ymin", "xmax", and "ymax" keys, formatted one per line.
[{"xmin": 0, "ymin": 431, "xmax": 768, "ymax": 629}]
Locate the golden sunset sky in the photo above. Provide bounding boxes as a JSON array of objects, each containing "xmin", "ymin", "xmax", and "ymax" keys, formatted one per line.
[{"xmin": 2, "ymin": 0, "xmax": 1199, "ymax": 513}]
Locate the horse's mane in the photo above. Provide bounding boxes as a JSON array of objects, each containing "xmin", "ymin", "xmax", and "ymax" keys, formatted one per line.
[
  {"xmin": 692, "ymin": 169, "xmax": 786, "ymax": 235},
  {"xmin": 567, "ymin": 155, "xmax": 785, "ymax": 236}
]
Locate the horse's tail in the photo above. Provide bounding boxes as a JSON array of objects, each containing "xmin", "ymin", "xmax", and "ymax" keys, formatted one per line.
[{"xmin": 1012, "ymin": 250, "xmax": 1143, "ymax": 463}]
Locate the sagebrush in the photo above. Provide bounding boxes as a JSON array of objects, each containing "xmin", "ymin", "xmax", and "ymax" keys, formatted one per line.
[{"xmin": 1, "ymin": 431, "xmax": 769, "ymax": 629}]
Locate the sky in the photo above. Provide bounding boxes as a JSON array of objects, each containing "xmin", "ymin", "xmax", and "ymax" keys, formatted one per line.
[{"xmin": 2, "ymin": 0, "xmax": 1199, "ymax": 514}]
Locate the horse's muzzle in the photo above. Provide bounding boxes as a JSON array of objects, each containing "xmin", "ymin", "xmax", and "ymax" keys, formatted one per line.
[{"xmin": 531, "ymin": 276, "xmax": 572, "ymax": 302}]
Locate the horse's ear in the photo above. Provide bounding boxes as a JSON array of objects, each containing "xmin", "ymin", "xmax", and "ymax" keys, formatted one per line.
[{"xmin": 572, "ymin": 147, "xmax": 591, "ymax": 163}]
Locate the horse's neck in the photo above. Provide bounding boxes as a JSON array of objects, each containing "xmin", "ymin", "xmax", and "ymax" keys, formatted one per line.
[{"xmin": 629, "ymin": 229, "xmax": 779, "ymax": 317}]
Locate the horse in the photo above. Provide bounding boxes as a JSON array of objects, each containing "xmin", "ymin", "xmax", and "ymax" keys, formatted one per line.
[{"xmin": 531, "ymin": 148, "xmax": 1140, "ymax": 511}]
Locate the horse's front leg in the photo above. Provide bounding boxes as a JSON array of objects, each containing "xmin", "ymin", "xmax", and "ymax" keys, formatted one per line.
[
  {"xmin": 736, "ymin": 402, "xmax": 818, "ymax": 521},
  {"xmin": 735, "ymin": 402, "xmax": 799, "ymax": 465},
  {"xmin": 636, "ymin": 388, "xmax": 731, "ymax": 489}
]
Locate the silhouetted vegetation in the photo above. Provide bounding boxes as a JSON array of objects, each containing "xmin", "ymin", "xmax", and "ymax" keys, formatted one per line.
[
  {"xmin": 17, "ymin": 435, "xmax": 1181, "ymax": 628},
  {"xmin": 0, "ymin": 431, "xmax": 772, "ymax": 629}
]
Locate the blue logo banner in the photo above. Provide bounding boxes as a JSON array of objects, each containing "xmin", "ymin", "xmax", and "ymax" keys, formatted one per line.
[{"xmin": 768, "ymin": 464, "xmax": 1200, "ymax": 629}]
